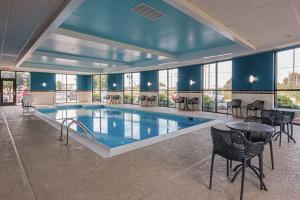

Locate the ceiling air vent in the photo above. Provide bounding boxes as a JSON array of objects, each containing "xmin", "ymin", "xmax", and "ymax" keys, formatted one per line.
[{"xmin": 131, "ymin": 3, "xmax": 165, "ymax": 21}]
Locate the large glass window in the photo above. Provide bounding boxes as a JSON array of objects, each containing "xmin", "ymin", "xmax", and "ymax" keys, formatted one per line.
[
  {"xmin": 16, "ymin": 72, "xmax": 30, "ymax": 104},
  {"xmin": 92, "ymin": 74, "xmax": 108, "ymax": 103},
  {"xmin": 56, "ymin": 74, "xmax": 77, "ymax": 103},
  {"xmin": 158, "ymin": 69, "xmax": 178, "ymax": 107},
  {"xmin": 124, "ymin": 73, "xmax": 140, "ymax": 104},
  {"xmin": 276, "ymin": 48, "xmax": 300, "ymax": 123},
  {"xmin": 202, "ymin": 61, "xmax": 232, "ymax": 113}
]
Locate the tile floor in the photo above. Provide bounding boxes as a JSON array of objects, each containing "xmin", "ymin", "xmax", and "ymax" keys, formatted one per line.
[{"xmin": 0, "ymin": 105, "xmax": 299, "ymax": 200}]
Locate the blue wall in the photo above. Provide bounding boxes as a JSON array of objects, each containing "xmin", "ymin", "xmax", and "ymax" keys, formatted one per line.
[
  {"xmin": 140, "ymin": 70, "xmax": 158, "ymax": 91},
  {"xmin": 77, "ymin": 75, "xmax": 92, "ymax": 91},
  {"xmin": 177, "ymin": 65, "xmax": 201, "ymax": 91},
  {"xmin": 232, "ymin": 52, "xmax": 274, "ymax": 91},
  {"xmin": 108, "ymin": 73, "xmax": 124, "ymax": 91},
  {"xmin": 30, "ymin": 72, "xmax": 56, "ymax": 91}
]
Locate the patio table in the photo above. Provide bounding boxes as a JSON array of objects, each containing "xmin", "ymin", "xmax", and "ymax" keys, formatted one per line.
[{"xmin": 226, "ymin": 121, "xmax": 274, "ymax": 191}]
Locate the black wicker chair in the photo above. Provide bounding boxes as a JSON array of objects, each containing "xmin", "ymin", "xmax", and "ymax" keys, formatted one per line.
[
  {"xmin": 111, "ymin": 95, "xmax": 120, "ymax": 104},
  {"xmin": 271, "ymin": 109, "xmax": 295, "ymax": 146},
  {"xmin": 187, "ymin": 97, "xmax": 199, "ymax": 111},
  {"xmin": 140, "ymin": 95, "xmax": 147, "ymax": 106},
  {"xmin": 146, "ymin": 96, "xmax": 156, "ymax": 107},
  {"xmin": 227, "ymin": 99, "xmax": 242, "ymax": 117},
  {"xmin": 246, "ymin": 100, "xmax": 264, "ymax": 117},
  {"xmin": 244, "ymin": 110, "xmax": 274, "ymax": 169},
  {"xmin": 103, "ymin": 95, "xmax": 111, "ymax": 103},
  {"xmin": 277, "ymin": 105, "xmax": 295, "ymax": 141},
  {"xmin": 175, "ymin": 97, "xmax": 186, "ymax": 110},
  {"xmin": 210, "ymin": 127, "xmax": 265, "ymax": 200}
]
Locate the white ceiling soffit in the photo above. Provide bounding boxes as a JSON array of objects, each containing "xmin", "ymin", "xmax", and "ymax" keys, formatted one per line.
[
  {"xmin": 0, "ymin": 0, "xmax": 71, "ymax": 67},
  {"xmin": 15, "ymin": 0, "xmax": 85, "ymax": 67},
  {"xmin": 54, "ymin": 28, "xmax": 177, "ymax": 60},
  {"xmin": 21, "ymin": 62, "xmax": 103, "ymax": 74},
  {"xmin": 33, "ymin": 50, "xmax": 129, "ymax": 67},
  {"xmin": 164, "ymin": 0, "xmax": 257, "ymax": 50}
]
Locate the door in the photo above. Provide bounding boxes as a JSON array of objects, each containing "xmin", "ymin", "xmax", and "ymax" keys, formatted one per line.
[{"xmin": 1, "ymin": 79, "xmax": 16, "ymax": 105}]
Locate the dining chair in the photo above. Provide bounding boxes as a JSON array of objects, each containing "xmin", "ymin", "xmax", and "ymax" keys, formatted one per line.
[
  {"xmin": 210, "ymin": 127, "xmax": 264, "ymax": 200},
  {"xmin": 227, "ymin": 99, "xmax": 242, "ymax": 117}
]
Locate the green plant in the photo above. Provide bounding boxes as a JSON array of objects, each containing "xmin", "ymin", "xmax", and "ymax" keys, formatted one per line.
[
  {"xmin": 203, "ymin": 95, "xmax": 215, "ymax": 111},
  {"xmin": 277, "ymin": 95, "xmax": 293, "ymax": 107}
]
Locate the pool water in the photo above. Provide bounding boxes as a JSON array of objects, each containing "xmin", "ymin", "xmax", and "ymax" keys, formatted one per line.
[{"xmin": 37, "ymin": 105, "xmax": 212, "ymax": 148}]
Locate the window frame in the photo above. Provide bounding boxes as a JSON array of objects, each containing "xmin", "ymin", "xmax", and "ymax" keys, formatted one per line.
[
  {"xmin": 55, "ymin": 74, "xmax": 77, "ymax": 104},
  {"xmin": 275, "ymin": 47, "xmax": 300, "ymax": 124},
  {"xmin": 158, "ymin": 68, "xmax": 178, "ymax": 108},
  {"xmin": 202, "ymin": 60, "xmax": 232, "ymax": 114},
  {"xmin": 123, "ymin": 72, "xmax": 140, "ymax": 105},
  {"xmin": 92, "ymin": 74, "xmax": 108, "ymax": 103}
]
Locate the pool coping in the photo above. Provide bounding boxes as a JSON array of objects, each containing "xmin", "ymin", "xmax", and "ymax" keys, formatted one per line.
[{"xmin": 34, "ymin": 105, "xmax": 223, "ymax": 158}]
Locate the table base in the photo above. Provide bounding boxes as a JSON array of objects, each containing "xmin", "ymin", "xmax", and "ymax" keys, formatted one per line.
[{"xmin": 231, "ymin": 162, "xmax": 267, "ymax": 191}]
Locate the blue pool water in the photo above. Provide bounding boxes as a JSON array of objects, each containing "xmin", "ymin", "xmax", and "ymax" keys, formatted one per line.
[{"xmin": 37, "ymin": 105, "xmax": 212, "ymax": 148}]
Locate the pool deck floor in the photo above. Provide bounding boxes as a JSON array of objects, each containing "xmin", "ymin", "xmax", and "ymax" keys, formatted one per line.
[{"xmin": 1, "ymin": 105, "xmax": 300, "ymax": 200}]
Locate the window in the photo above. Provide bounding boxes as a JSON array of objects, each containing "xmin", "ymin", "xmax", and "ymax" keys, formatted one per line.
[
  {"xmin": 158, "ymin": 69, "xmax": 178, "ymax": 107},
  {"xmin": 276, "ymin": 48, "xmax": 300, "ymax": 123},
  {"xmin": 100, "ymin": 75, "xmax": 108, "ymax": 102},
  {"xmin": 202, "ymin": 61, "xmax": 232, "ymax": 113},
  {"xmin": 56, "ymin": 74, "xmax": 77, "ymax": 103},
  {"xmin": 16, "ymin": 72, "xmax": 30, "ymax": 104},
  {"xmin": 93, "ymin": 75, "xmax": 101, "ymax": 102},
  {"xmin": 124, "ymin": 73, "xmax": 140, "ymax": 104},
  {"xmin": 1, "ymin": 71, "xmax": 15, "ymax": 79}
]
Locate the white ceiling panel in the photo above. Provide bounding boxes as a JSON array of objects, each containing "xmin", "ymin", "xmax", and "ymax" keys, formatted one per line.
[
  {"xmin": 249, "ymin": 0, "xmax": 282, "ymax": 8},
  {"xmin": 185, "ymin": 0, "xmax": 300, "ymax": 49},
  {"xmin": 207, "ymin": 0, "xmax": 260, "ymax": 26}
]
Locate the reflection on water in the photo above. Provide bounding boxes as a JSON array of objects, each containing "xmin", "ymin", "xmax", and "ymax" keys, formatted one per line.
[{"xmin": 39, "ymin": 106, "xmax": 210, "ymax": 148}]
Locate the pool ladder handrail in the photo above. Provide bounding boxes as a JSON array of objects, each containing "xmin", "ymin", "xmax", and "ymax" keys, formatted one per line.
[{"xmin": 59, "ymin": 118, "xmax": 95, "ymax": 145}]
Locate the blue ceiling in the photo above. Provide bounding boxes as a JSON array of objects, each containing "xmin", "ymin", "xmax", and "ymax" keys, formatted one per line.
[
  {"xmin": 61, "ymin": 0, "xmax": 235, "ymax": 55},
  {"xmin": 23, "ymin": 0, "xmax": 241, "ymax": 72}
]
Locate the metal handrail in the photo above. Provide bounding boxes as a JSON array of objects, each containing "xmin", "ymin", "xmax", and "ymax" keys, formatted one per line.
[{"xmin": 60, "ymin": 118, "xmax": 95, "ymax": 145}]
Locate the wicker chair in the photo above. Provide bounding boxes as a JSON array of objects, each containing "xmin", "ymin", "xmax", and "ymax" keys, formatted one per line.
[
  {"xmin": 278, "ymin": 105, "xmax": 295, "ymax": 141},
  {"xmin": 244, "ymin": 110, "xmax": 274, "ymax": 169},
  {"xmin": 103, "ymin": 95, "xmax": 111, "ymax": 103},
  {"xmin": 146, "ymin": 96, "xmax": 156, "ymax": 107},
  {"xmin": 271, "ymin": 109, "xmax": 295, "ymax": 146},
  {"xmin": 210, "ymin": 127, "xmax": 265, "ymax": 200},
  {"xmin": 187, "ymin": 97, "xmax": 199, "ymax": 111},
  {"xmin": 111, "ymin": 95, "xmax": 120, "ymax": 104},
  {"xmin": 175, "ymin": 97, "xmax": 186, "ymax": 110},
  {"xmin": 140, "ymin": 95, "xmax": 147, "ymax": 106},
  {"xmin": 246, "ymin": 100, "xmax": 264, "ymax": 117},
  {"xmin": 227, "ymin": 99, "xmax": 242, "ymax": 117}
]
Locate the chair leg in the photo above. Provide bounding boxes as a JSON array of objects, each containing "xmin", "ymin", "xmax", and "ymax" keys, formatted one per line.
[
  {"xmin": 258, "ymin": 154, "xmax": 264, "ymax": 190},
  {"xmin": 291, "ymin": 123, "xmax": 294, "ymax": 138},
  {"xmin": 269, "ymin": 140, "xmax": 274, "ymax": 169},
  {"xmin": 240, "ymin": 160, "xmax": 246, "ymax": 200},
  {"xmin": 287, "ymin": 123, "xmax": 290, "ymax": 143},
  {"xmin": 226, "ymin": 159, "xmax": 229, "ymax": 176},
  {"xmin": 240, "ymin": 107, "xmax": 242, "ymax": 118},
  {"xmin": 279, "ymin": 124, "xmax": 282, "ymax": 147},
  {"xmin": 209, "ymin": 153, "xmax": 215, "ymax": 189}
]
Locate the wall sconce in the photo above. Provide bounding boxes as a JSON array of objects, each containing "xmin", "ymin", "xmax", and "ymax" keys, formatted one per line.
[
  {"xmin": 113, "ymin": 121, "xmax": 117, "ymax": 128},
  {"xmin": 189, "ymin": 80, "xmax": 195, "ymax": 86},
  {"xmin": 112, "ymin": 83, "xmax": 117, "ymax": 87},
  {"xmin": 42, "ymin": 82, "xmax": 47, "ymax": 87},
  {"xmin": 249, "ymin": 75, "xmax": 257, "ymax": 83},
  {"xmin": 147, "ymin": 81, "xmax": 152, "ymax": 87}
]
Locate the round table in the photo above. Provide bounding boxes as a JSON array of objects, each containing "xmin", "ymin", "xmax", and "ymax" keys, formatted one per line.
[
  {"xmin": 225, "ymin": 121, "xmax": 274, "ymax": 191},
  {"xmin": 226, "ymin": 121, "xmax": 274, "ymax": 134}
]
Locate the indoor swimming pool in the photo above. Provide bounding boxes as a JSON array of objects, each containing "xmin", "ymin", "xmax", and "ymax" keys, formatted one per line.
[{"xmin": 37, "ymin": 105, "xmax": 212, "ymax": 148}]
